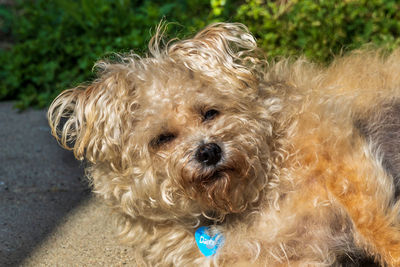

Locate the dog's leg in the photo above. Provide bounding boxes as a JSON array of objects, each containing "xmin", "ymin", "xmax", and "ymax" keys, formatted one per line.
[
  {"xmin": 335, "ymin": 194, "xmax": 400, "ymax": 266},
  {"xmin": 326, "ymin": 159, "xmax": 400, "ymax": 266}
]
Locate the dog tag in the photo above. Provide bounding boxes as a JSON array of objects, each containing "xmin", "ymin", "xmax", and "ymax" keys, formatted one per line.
[{"xmin": 195, "ymin": 226, "xmax": 224, "ymax": 257}]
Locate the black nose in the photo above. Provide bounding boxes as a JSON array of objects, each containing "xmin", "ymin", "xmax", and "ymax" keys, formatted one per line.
[{"xmin": 195, "ymin": 143, "xmax": 222, "ymax": 166}]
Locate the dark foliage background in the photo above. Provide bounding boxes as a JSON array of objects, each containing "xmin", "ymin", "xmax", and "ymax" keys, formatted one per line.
[{"xmin": 1, "ymin": 0, "xmax": 399, "ymax": 109}]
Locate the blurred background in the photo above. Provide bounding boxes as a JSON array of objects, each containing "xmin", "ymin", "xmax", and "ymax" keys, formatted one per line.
[
  {"xmin": 0, "ymin": 0, "xmax": 399, "ymax": 266},
  {"xmin": 1, "ymin": 0, "xmax": 400, "ymax": 109}
]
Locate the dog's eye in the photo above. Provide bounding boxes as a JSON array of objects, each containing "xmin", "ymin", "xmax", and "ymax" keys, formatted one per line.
[
  {"xmin": 203, "ymin": 109, "xmax": 219, "ymax": 121},
  {"xmin": 151, "ymin": 133, "xmax": 176, "ymax": 147}
]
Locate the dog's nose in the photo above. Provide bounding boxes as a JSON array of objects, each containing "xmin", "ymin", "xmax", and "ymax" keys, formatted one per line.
[{"xmin": 195, "ymin": 143, "xmax": 222, "ymax": 166}]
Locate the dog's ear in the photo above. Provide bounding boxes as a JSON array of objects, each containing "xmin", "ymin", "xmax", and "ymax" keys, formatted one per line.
[
  {"xmin": 166, "ymin": 23, "xmax": 259, "ymax": 87},
  {"xmin": 48, "ymin": 62, "xmax": 135, "ymax": 165}
]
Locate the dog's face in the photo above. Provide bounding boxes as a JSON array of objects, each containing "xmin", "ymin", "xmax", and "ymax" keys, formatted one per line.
[
  {"xmin": 48, "ymin": 23, "xmax": 282, "ymax": 224},
  {"xmin": 132, "ymin": 65, "xmax": 275, "ymax": 219}
]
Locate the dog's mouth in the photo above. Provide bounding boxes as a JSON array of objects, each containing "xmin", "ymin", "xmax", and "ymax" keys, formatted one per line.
[
  {"xmin": 198, "ymin": 167, "xmax": 235, "ymax": 185},
  {"xmin": 179, "ymin": 147, "xmax": 253, "ymax": 213},
  {"xmin": 188, "ymin": 148, "xmax": 250, "ymax": 188}
]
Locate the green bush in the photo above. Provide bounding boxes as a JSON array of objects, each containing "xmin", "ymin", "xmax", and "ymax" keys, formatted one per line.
[
  {"xmin": 1, "ymin": 0, "xmax": 400, "ymax": 109},
  {"xmin": 235, "ymin": 0, "xmax": 400, "ymax": 61},
  {"xmin": 0, "ymin": 0, "xmax": 220, "ymax": 108}
]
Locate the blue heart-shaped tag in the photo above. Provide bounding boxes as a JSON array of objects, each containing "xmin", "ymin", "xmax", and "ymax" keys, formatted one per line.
[{"xmin": 195, "ymin": 226, "xmax": 224, "ymax": 257}]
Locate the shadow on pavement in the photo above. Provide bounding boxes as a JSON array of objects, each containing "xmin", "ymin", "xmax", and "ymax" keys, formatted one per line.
[{"xmin": 0, "ymin": 102, "xmax": 89, "ymax": 266}]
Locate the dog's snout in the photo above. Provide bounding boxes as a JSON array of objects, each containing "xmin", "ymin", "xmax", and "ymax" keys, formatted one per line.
[{"xmin": 195, "ymin": 143, "xmax": 222, "ymax": 166}]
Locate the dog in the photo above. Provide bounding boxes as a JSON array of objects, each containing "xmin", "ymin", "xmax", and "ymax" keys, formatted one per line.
[{"xmin": 48, "ymin": 23, "xmax": 400, "ymax": 266}]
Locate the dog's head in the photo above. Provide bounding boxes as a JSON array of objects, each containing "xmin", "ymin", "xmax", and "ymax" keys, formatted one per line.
[{"xmin": 48, "ymin": 23, "xmax": 283, "ymax": 225}]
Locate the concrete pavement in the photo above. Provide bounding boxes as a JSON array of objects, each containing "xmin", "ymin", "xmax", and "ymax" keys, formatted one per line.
[{"xmin": 0, "ymin": 102, "xmax": 134, "ymax": 266}]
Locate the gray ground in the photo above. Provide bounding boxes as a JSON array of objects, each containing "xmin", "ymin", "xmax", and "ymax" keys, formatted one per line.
[{"xmin": 0, "ymin": 102, "xmax": 134, "ymax": 266}]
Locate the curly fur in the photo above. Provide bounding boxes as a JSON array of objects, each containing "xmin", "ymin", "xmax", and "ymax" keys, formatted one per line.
[{"xmin": 48, "ymin": 23, "xmax": 400, "ymax": 266}]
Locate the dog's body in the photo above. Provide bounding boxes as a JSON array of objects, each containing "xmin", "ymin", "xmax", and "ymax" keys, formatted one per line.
[{"xmin": 48, "ymin": 23, "xmax": 400, "ymax": 266}]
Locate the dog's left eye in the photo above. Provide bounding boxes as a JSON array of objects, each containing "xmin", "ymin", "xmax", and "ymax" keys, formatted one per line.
[
  {"xmin": 151, "ymin": 133, "xmax": 176, "ymax": 147},
  {"xmin": 203, "ymin": 109, "xmax": 219, "ymax": 121}
]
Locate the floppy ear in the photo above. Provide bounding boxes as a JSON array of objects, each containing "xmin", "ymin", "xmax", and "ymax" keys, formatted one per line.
[
  {"xmin": 48, "ymin": 63, "xmax": 135, "ymax": 165},
  {"xmin": 166, "ymin": 23, "xmax": 259, "ymax": 87}
]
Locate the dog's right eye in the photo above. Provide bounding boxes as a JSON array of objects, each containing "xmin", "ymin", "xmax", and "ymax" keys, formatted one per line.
[
  {"xmin": 202, "ymin": 109, "xmax": 219, "ymax": 121},
  {"xmin": 151, "ymin": 133, "xmax": 176, "ymax": 147}
]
